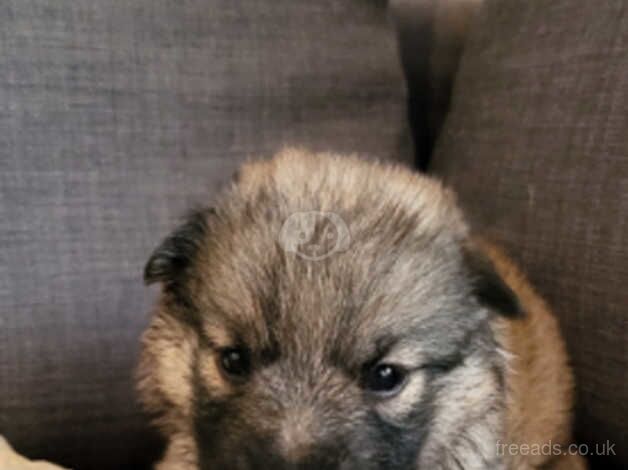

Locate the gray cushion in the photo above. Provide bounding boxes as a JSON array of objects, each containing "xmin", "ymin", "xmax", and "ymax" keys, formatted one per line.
[
  {"xmin": 430, "ymin": 1, "xmax": 628, "ymax": 468},
  {"xmin": 0, "ymin": 1, "xmax": 411, "ymax": 468}
]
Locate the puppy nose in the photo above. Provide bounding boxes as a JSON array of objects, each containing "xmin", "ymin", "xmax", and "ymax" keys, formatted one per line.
[
  {"xmin": 247, "ymin": 449, "xmax": 341, "ymax": 470},
  {"xmin": 243, "ymin": 407, "xmax": 346, "ymax": 469},
  {"xmin": 293, "ymin": 453, "xmax": 341, "ymax": 470},
  {"xmin": 245, "ymin": 430, "xmax": 343, "ymax": 470},
  {"xmin": 277, "ymin": 407, "xmax": 318, "ymax": 463},
  {"xmin": 275, "ymin": 436, "xmax": 343, "ymax": 470}
]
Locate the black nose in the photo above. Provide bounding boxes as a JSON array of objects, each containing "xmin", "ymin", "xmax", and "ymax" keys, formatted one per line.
[
  {"xmin": 199, "ymin": 433, "xmax": 347, "ymax": 470},
  {"xmin": 243, "ymin": 445, "xmax": 343, "ymax": 470}
]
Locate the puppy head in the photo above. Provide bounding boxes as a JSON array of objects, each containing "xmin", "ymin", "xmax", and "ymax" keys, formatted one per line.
[{"xmin": 138, "ymin": 149, "xmax": 520, "ymax": 470}]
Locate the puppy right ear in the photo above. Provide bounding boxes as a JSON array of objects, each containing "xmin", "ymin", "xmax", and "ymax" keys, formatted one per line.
[
  {"xmin": 463, "ymin": 243, "xmax": 524, "ymax": 318},
  {"xmin": 144, "ymin": 209, "xmax": 212, "ymax": 286}
]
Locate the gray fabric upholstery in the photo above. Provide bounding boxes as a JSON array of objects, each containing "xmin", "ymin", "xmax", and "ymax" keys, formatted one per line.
[
  {"xmin": 430, "ymin": 1, "xmax": 628, "ymax": 468},
  {"xmin": 0, "ymin": 1, "xmax": 411, "ymax": 468},
  {"xmin": 391, "ymin": 0, "xmax": 482, "ymax": 169}
]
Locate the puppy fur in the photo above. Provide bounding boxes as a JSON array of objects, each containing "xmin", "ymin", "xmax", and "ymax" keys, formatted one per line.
[{"xmin": 137, "ymin": 148, "xmax": 586, "ymax": 470}]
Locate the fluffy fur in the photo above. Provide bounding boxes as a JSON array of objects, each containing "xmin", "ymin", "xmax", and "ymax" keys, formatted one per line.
[{"xmin": 137, "ymin": 149, "xmax": 585, "ymax": 470}]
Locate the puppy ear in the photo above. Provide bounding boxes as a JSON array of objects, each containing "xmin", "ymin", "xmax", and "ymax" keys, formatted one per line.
[
  {"xmin": 463, "ymin": 245, "xmax": 523, "ymax": 318},
  {"xmin": 144, "ymin": 209, "xmax": 212, "ymax": 286}
]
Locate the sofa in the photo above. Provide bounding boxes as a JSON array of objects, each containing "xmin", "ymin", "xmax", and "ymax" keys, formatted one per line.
[{"xmin": 0, "ymin": 1, "xmax": 625, "ymax": 469}]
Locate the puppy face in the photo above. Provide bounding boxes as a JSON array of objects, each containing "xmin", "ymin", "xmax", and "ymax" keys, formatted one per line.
[{"xmin": 138, "ymin": 150, "xmax": 520, "ymax": 470}]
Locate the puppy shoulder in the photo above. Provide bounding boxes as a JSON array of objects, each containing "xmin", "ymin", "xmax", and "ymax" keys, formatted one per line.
[{"xmin": 475, "ymin": 239, "xmax": 576, "ymax": 458}]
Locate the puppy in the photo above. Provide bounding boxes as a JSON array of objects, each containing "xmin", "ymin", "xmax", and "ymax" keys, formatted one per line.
[{"xmin": 137, "ymin": 149, "xmax": 586, "ymax": 470}]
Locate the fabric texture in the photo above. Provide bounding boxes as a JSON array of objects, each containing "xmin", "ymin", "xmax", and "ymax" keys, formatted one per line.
[
  {"xmin": 0, "ymin": 1, "xmax": 411, "ymax": 469},
  {"xmin": 430, "ymin": 1, "xmax": 628, "ymax": 468},
  {"xmin": 392, "ymin": 0, "xmax": 483, "ymax": 169}
]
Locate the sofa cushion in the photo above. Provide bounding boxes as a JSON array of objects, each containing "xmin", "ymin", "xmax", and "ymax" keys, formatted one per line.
[
  {"xmin": 430, "ymin": 1, "xmax": 628, "ymax": 468},
  {"xmin": 0, "ymin": 1, "xmax": 411, "ymax": 469}
]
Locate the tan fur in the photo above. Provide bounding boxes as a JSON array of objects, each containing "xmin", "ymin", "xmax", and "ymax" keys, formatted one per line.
[
  {"xmin": 137, "ymin": 308, "xmax": 197, "ymax": 430},
  {"xmin": 480, "ymin": 241, "xmax": 587, "ymax": 470}
]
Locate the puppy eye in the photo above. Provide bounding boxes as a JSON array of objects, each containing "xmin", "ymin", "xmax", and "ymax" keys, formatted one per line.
[
  {"xmin": 219, "ymin": 347, "xmax": 251, "ymax": 378},
  {"xmin": 363, "ymin": 364, "xmax": 407, "ymax": 396}
]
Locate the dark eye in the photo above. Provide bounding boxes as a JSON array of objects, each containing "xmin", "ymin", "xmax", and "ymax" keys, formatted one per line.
[
  {"xmin": 363, "ymin": 364, "xmax": 407, "ymax": 395},
  {"xmin": 219, "ymin": 347, "xmax": 251, "ymax": 378}
]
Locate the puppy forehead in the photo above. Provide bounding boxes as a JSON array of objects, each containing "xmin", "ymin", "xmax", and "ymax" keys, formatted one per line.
[
  {"xmin": 193, "ymin": 150, "xmax": 471, "ymax": 351},
  {"xmin": 196, "ymin": 224, "xmax": 469, "ymax": 360}
]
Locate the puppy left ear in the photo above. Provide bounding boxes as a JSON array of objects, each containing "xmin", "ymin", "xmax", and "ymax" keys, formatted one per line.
[
  {"xmin": 144, "ymin": 209, "xmax": 212, "ymax": 286},
  {"xmin": 463, "ymin": 245, "xmax": 523, "ymax": 318}
]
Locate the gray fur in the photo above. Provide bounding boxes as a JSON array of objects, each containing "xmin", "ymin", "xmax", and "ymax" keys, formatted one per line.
[{"xmin": 140, "ymin": 151, "xmax": 519, "ymax": 470}]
